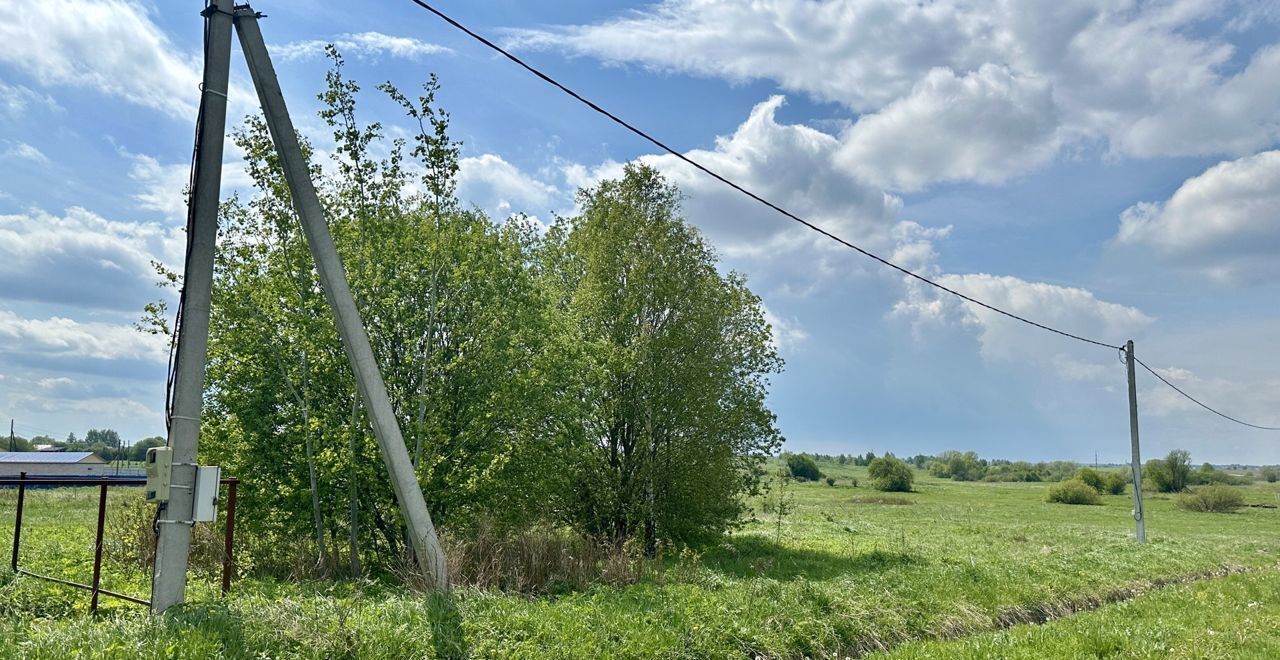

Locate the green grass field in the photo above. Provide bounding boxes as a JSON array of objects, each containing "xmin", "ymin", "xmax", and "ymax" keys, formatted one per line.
[{"xmin": 1, "ymin": 461, "xmax": 1277, "ymax": 658}]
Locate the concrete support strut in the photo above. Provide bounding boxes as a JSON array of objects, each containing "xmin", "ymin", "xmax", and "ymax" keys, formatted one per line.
[
  {"xmin": 234, "ymin": 8, "xmax": 449, "ymax": 589},
  {"xmin": 151, "ymin": 0, "xmax": 235, "ymax": 613},
  {"xmin": 1125, "ymin": 340, "xmax": 1147, "ymax": 544}
]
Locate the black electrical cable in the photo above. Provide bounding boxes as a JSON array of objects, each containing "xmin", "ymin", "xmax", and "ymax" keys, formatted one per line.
[
  {"xmin": 402, "ymin": 0, "xmax": 1123, "ymax": 352},
  {"xmin": 1134, "ymin": 357, "xmax": 1280, "ymax": 431},
  {"xmin": 165, "ymin": 2, "xmax": 213, "ymax": 432},
  {"xmin": 407, "ymin": 1, "xmax": 1280, "ymax": 432}
]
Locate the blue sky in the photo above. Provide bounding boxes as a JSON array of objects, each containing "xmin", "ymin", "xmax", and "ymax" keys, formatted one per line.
[{"xmin": 1, "ymin": 1, "xmax": 1278, "ymax": 464}]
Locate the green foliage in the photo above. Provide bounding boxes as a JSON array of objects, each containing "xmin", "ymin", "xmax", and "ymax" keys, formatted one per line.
[
  {"xmin": 542, "ymin": 163, "xmax": 783, "ymax": 552},
  {"xmin": 825, "ymin": 477, "xmax": 836, "ymax": 487},
  {"xmin": 1046, "ymin": 479, "xmax": 1102, "ymax": 505},
  {"xmin": 1176, "ymin": 485, "xmax": 1246, "ymax": 513},
  {"xmin": 1074, "ymin": 467, "xmax": 1106, "ymax": 492},
  {"xmin": 1146, "ymin": 449, "xmax": 1193, "ymax": 492},
  {"xmin": 191, "ymin": 53, "xmax": 587, "ymax": 572},
  {"xmin": 128, "ymin": 437, "xmax": 165, "ymax": 462},
  {"xmin": 1193, "ymin": 463, "xmax": 1251, "ymax": 486},
  {"xmin": 1103, "ymin": 471, "xmax": 1128, "ymax": 495},
  {"xmin": 929, "ymin": 450, "xmax": 987, "ymax": 481},
  {"xmin": 5, "ymin": 474, "xmax": 1280, "ymax": 657},
  {"xmin": 867, "ymin": 455, "xmax": 914, "ymax": 492},
  {"xmin": 785, "ymin": 454, "xmax": 823, "ymax": 482},
  {"xmin": 1262, "ymin": 467, "xmax": 1279, "ymax": 483},
  {"xmin": 84, "ymin": 428, "xmax": 121, "ymax": 449}
]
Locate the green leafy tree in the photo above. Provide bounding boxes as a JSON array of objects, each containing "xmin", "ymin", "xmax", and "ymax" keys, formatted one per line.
[
  {"xmin": 179, "ymin": 51, "xmax": 580, "ymax": 574},
  {"xmin": 1146, "ymin": 449, "xmax": 1193, "ymax": 492},
  {"xmin": 85, "ymin": 428, "xmax": 122, "ymax": 449},
  {"xmin": 868, "ymin": 455, "xmax": 914, "ymax": 492},
  {"xmin": 785, "ymin": 453, "xmax": 823, "ymax": 481},
  {"xmin": 542, "ymin": 163, "xmax": 783, "ymax": 554},
  {"xmin": 130, "ymin": 437, "xmax": 166, "ymax": 462},
  {"xmin": 1074, "ymin": 467, "xmax": 1106, "ymax": 493}
]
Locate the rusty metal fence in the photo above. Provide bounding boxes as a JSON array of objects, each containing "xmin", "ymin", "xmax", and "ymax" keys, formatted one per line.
[{"xmin": 2, "ymin": 472, "xmax": 239, "ymax": 612}]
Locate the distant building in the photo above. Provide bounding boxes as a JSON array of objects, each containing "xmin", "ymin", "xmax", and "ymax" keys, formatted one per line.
[
  {"xmin": 33, "ymin": 444, "xmax": 62, "ymax": 452},
  {"xmin": 0, "ymin": 451, "xmax": 108, "ymax": 477}
]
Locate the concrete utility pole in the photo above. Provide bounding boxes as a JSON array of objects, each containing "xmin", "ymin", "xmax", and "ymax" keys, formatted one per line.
[
  {"xmin": 1125, "ymin": 340, "xmax": 1147, "ymax": 544},
  {"xmin": 9, "ymin": 419, "xmax": 14, "ymax": 451},
  {"xmin": 235, "ymin": 8, "xmax": 449, "ymax": 588},
  {"xmin": 150, "ymin": 0, "xmax": 235, "ymax": 613}
]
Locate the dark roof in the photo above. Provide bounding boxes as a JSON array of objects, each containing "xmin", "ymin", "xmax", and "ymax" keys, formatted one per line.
[{"xmin": 0, "ymin": 451, "xmax": 103, "ymax": 463}]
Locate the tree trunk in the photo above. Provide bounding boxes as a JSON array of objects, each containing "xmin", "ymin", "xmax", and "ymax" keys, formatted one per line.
[
  {"xmin": 301, "ymin": 351, "xmax": 328, "ymax": 571},
  {"xmin": 348, "ymin": 397, "xmax": 362, "ymax": 578}
]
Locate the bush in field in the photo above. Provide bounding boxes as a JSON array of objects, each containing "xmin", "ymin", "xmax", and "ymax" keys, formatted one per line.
[
  {"xmin": 786, "ymin": 453, "xmax": 823, "ymax": 482},
  {"xmin": 1103, "ymin": 471, "xmax": 1128, "ymax": 495},
  {"xmin": 1046, "ymin": 479, "xmax": 1102, "ymax": 505},
  {"xmin": 1175, "ymin": 485, "xmax": 1245, "ymax": 513},
  {"xmin": 1262, "ymin": 467, "xmax": 1279, "ymax": 483},
  {"xmin": 1074, "ymin": 468, "xmax": 1106, "ymax": 492},
  {"xmin": 1145, "ymin": 449, "xmax": 1193, "ymax": 492},
  {"xmin": 825, "ymin": 477, "xmax": 836, "ymax": 487},
  {"xmin": 1193, "ymin": 463, "xmax": 1250, "ymax": 486},
  {"xmin": 868, "ymin": 455, "xmax": 914, "ymax": 492}
]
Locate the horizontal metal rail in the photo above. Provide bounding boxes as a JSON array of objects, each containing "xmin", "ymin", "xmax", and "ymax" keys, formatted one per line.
[
  {"xmin": 4, "ymin": 473, "xmax": 240, "ymax": 612},
  {"xmin": 15, "ymin": 568, "xmax": 151, "ymax": 607}
]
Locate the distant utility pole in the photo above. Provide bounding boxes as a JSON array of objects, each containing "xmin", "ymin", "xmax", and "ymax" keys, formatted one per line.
[
  {"xmin": 1125, "ymin": 340, "xmax": 1147, "ymax": 544},
  {"xmin": 9, "ymin": 419, "xmax": 13, "ymax": 451}
]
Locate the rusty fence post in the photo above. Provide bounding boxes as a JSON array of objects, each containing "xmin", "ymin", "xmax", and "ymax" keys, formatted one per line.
[
  {"xmin": 11, "ymin": 471, "xmax": 25, "ymax": 572},
  {"xmin": 90, "ymin": 479, "xmax": 109, "ymax": 613},
  {"xmin": 221, "ymin": 478, "xmax": 238, "ymax": 595}
]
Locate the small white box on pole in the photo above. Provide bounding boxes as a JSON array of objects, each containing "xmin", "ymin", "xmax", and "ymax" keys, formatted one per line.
[{"xmin": 192, "ymin": 466, "xmax": 221, "ymax": 522}]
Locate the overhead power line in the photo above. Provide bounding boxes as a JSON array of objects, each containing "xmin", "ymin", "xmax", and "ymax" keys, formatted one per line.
[
  {"xmin": 1134, "ymin": 357, "xmax": 1280, "ymax": 431},
  {"xmin": 404, "ymin": 1, "xmax": 1121, "ymax": 352},
  {"xmin": 404, "ymin": 1, "xmax": 1280, "ymax": 432}
]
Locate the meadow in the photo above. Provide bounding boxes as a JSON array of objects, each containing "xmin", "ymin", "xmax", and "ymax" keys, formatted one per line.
[{"xmin": 0, "ymin": 460, "xmax": 1276, "ymax": 658}]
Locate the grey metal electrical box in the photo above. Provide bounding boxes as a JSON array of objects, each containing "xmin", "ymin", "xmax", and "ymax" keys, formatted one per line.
[
  {"xmin": 192, "ymin": 466, "xmax": 221, "ymax": 522},
  {"xmin": 145, "ymin": 446, "xmax": 173, "ymax": 503}
]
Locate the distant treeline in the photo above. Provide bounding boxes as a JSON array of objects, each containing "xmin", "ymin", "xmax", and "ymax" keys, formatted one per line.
[
  {"xmin": 791, "ymin": 450, "xmax": 1278, "ymax": 486},
  {"xmin": 6, "ymin": 429, "xmax": 163, "ymax": 462}
]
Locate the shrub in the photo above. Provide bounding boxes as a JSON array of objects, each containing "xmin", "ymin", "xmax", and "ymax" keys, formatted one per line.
[
  {"xmin": 868, "ymin": 455, "xmax": 914, "ymax": 492},
  {"xmin": 1146, "ymin": 449, "xmax": 1193, "ymax": 492},
  {"xmin": 825, "ymin": 477, "xmax": 836, "ymax": 487},
  {"xmin": 1176, "ymin": 485, "xmax": 1245, "ymax": 513},
  {"xmin": 1074, "ymin": 468, "xmax": 1106, "ymax": 493},
  {"xmin": 1262, "ymin": 467, "xmax": 1279, "ymax": 483},
  {"xmin": 1046, "ymin": 479, "xmax": 1102, "ymax": 505},
  {"xmin": 1103, "ymin": 471, "xmax": 1128, "ymax": 495},
  {"xmin": 850, "ymin": 477, "xmax": 859, "ymax": 488},
  {"xmin": 785, "ymin": 453, "xmax": 822, "ymax": 481}
]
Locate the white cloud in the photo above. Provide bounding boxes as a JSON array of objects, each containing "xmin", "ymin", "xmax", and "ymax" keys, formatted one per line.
[
  {"xmin": 4, "ymin": 142, "xmax": 51, "ymax": 166},
  {"xmin": 276, "ymin": 32, "xmax": 452, "ymax": 62},
  {"xmin": 0, "ymin": 207, "xmax": 183, "ymax": 311},
  {"xmin": 894, "ymin": 272, "xmax": 1152, "ymax": 365},
  {"xmin": 513, "ymin": 1, "xmax": 1280, "ymax": 187},
  {"xmin": 0, "ymin": 0, "xmax": 251, "ymax": 119},
  {"xmin": 1140, "ymin": 364, "xmax": 1280, "ymax": 430},
  {"xmin": 1116, "ymin": 150, "xmax": 1280, "ymax": 283},
  {"xmin": 762, "ymin": 306, "xmax": 808, "ymax": 352},
  {"xmin": 125, "ymin": 149, "xmax": 252, "ymax": 222},
  {"xmin": 836, "ymin": 65, "xmax": 1062, "ymax": 190},
  {"xmin": 0, "ymin": 80, "xmax": 61, "ymax": 119},
  {"xmin": 626, "ymin": 96, "xmax": 901, "ymax": 264},
  {"xmin": 0, "ymin": 310, "xmax": 168, "ymax": 363},
  {"xmin": 457, "ymin": 153, "xmax": 560, "ymax": 220},
  {"xmin": 505, "ymin": 0, "xmax": 997, "ymax": 113}
]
